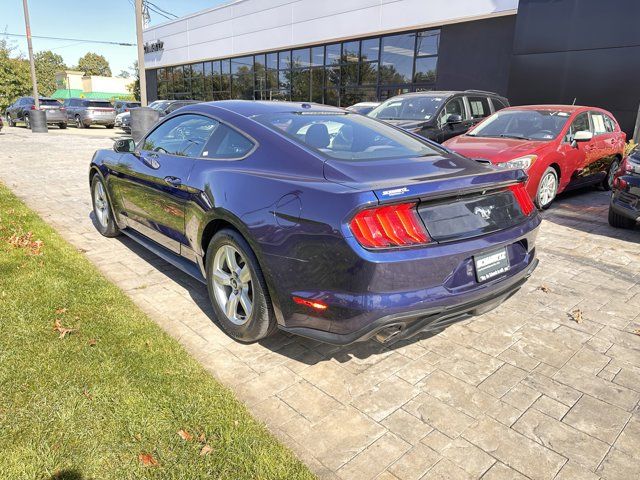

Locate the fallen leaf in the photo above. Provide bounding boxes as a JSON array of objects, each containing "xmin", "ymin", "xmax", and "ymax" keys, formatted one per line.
[
  {"xmin": 134, "ymin": 433, "xmax": 142, "ymax": 442},
  {"xmin": 53, "ymin": 318, "xmax": 76, "ymax": 338},
  {"xmin": 234, "ymin": 420, "xmax": 239, "ymax": 427},
  {"xmin": 138, "ymin": 453, "xmax": 158, "ymax": 467},
  {"xmin": 633, "ymin": 329, "xmax": 640, "ymax": 336},
  {"xmin": 177, "ymin": 429, "xmax": 193, "ymax": 442},
  {"xmin": 55, "ymin": 307, "xmax": 67, "ymax": 315},
  {"xmin": 538, "ymin": 285, "xmax": 551, "ymax": 294},
  {"xmin": 88, "ymin": 339, "xmax": 97, "ymax": 347},
  {"xmin": 200, "ymin": 444, "xmax": 213, "ymax": 456},
  {"xmin": 570, "ymin": 309, "xmax": 583, "ymax": 324},
  {"xmin": 197, "ymin": 432, "xmax": 206, "ymax": 443},
  {"xmin": 8, "ymin": 231, "xmax": 44, "ymax": 255},
  {"xmin": 82, "ymin": 388, "xmax": 93, "ymax": 401}
]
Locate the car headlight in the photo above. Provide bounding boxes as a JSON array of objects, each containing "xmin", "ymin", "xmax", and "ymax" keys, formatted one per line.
[{"xmin": 499, "ymin": 155, "xmax": 537, "ymax": 170}]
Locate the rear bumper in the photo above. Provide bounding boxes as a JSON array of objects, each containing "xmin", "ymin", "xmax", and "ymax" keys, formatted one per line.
[
  {"xmin": 44, "ymin": 111, "xmax": 66, "ymax": 123},
  {"xmin": 84, "ymin": 114, "xmax": 116, "ymax": 125},
  {"xmin": 281, "ymin": 257, "xmax": 538, "ymax": 345},
  {"xmin": 610, "ymin": 184, "xmax": 640, "ymax": 221}
]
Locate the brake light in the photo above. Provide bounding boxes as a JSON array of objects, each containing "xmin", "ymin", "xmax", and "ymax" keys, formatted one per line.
[
  {"xmin": 60, "ymin": 107, "xmax": 66, "ymax": 111},
  {"xmin": 292, "ymin": 296, "xmax": 328, "ymax": 310},
  {"xmin": 509, "ymin": 184, "xmax": 535, "ymax": 216},
  {"xmin": 30, "ymin": 105, "xmax": 37, "ymax": 110},
  {"xmin": 350, "ymin": 202, "xmax": 430, "ymax": 249}
]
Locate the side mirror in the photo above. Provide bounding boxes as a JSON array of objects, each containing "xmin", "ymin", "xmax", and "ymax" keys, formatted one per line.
[
  {"xmin": 446, "ymin": 114, "xmax": 463, "ymax": 125},
  {"xmin": 113, "ymin": 138, "xmax": 135, "ymax": 153}
]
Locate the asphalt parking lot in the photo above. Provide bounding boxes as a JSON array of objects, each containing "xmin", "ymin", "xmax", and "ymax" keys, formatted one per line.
[{"xmin": 1, "ymin": 126, "xmax": 639, "ymax": 480}]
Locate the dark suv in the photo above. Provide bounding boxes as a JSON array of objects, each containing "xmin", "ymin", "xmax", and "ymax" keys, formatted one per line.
[
  {"xmin": 6, "ymin": 97, "xmax": 67, "ymax": 129},
  {"xmin": 62, "ymin": 98, "xmax": 116, "ymax": 128},
  {"xmin": 368, "ymin": 90, "xmax": 509, "ymax": 143},
  {"xmin": 609, "ymin": 145, "xmax": 640, "ymax": 229}
]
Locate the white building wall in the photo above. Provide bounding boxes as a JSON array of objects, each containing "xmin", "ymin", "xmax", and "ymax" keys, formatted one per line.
[{"xmin": 143, "ymin": 0, "xmax": 519, "ymax": 68}]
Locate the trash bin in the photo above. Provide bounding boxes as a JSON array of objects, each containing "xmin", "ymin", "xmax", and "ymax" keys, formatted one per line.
[
  {"xmin": 131, "ymin": 107, "xmax": 160, "ymax": 144},
  {"xmin": 29, "ymin": 109, "xmax": 48, "ymax": 133}
]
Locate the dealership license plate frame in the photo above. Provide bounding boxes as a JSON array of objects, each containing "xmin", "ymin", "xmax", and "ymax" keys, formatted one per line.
[{"xmin": 474, "ymin": 247, "xmax": 510, "ymax": 283}]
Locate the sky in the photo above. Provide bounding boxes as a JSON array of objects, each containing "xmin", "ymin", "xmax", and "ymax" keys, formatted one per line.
[{"xmin": 1, "ymin": 0, "xmax": 229, "ymax": 75}]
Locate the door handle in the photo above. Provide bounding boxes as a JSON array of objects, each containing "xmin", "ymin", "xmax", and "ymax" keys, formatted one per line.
[{"xmin": 164, "ymin": 176, "xmax": 182, "ymax": 187}]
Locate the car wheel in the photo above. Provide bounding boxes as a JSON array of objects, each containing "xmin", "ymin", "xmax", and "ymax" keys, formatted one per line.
[
  {"xmin": 106, "ymin": 124, "xmax": 114, "ymax": 129},
  {"xmin": 602, "ymin": 158, "xmax": 620, "ymax": 191},
  {"xmin": 206, "ymin": 228, "xmax": 277, "ymax": 343},
  {"xmin": 608, "ymin": 207, "xmax": 636, "ymax": 229},
  {"xmin": 24, "ymin": 115, "xmax": 30, "ymax": 129},
  {"xmin": 536, "ymin": 167, "xmax": 558, "ymax": 210},
  {"xmin": 59, "ymin": 123, "xmax": 67, "ymax": 129},
  {"xmin": 75, "ymin": 115, "xmax": 84, "ymax": 129},
  {"xmin": 7, "ymin": 114, "xmax": 15, "ymax": 127},
  {"xmin": 91, "ymin": 175, "xmax": 120, "ymax": 237}
]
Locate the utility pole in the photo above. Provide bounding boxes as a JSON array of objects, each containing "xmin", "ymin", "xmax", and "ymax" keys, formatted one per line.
[
  {"xmin": 22, "ymin": 0, "xmax": 39, "ymax": 109},
  {"xmin": 134, "ymin": 0, "xmax": 147, "ymax": 106}
]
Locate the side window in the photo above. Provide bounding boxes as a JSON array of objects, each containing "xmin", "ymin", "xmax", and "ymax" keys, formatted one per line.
[
  {"xmin": 203, "ymin": 124, "xmax": 255, "ymax": 159},
  {"xmin": 141, "ymin": 114, "xmax": 218, "ymax": 158},
  {"xmin": 604, "ymin": 114, "xmax": 616, "ymax": 133},
  {"xmin": 491, "ymin": 98, "xmax": 508, "ymax": 112},
  {"xmin": 467, "ymin": 96, "xmax": 492, "ymax": 119},
  {"xmin": 438, "ymin": 97, "xmax": 465, "ymax": 127},
  {"xmin": 565, "ymin": 112, "xmax": 591, "ymax": 142},
  {"xmin": 591, "ymin": 112, "xmax": 607, "ymax": 135}
]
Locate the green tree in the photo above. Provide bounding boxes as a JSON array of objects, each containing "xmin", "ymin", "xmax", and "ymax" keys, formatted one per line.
[
  {"xmin": 0, "ymin": 38, "xmax": 31, "ymax": 112},
  {"xmin": 77, "ymin": 52, "xmax": 111, "ymax": 76},
  {"xmin": 127, "ymin": 61, "xmax": 140, "ymax": 101},
  {"xmin": 34, "ymin": 50, "xmax": 66, "ymax": 96},
  {"xmin": 116, "ymin": 69, "xmax": 130, "ymax": 78}
]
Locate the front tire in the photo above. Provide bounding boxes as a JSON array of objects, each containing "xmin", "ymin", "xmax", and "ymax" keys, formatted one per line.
[
  {"xmin": 59, "ymin": 122, "xmax": 67, "ymax": 129},
  {"xmin": 91, "ymin": 175, "xmax": 120, "ymax": 237},
  {"xmin": 536, "ymin": 167, "xmax": 558, "ymax": 210},
  {"xmin": 7, "ymin": 114, "xmax": 15, "ymax": 127},
  {"xmin": 205, "ymin": 229, "xmax": 277, "ymax": 343},
  {"xmin": 603, "ymin": 158, "xmax": 620, "ymax": 191},
  {"xmin": 608, "ymin": 207, "xmax": 636, "ymax": 229}
]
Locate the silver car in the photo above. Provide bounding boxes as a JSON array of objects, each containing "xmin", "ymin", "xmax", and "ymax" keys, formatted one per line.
[
  {"xmin": 62, "ymin": 98, "xmax": 116, "ymax": 129},
  {"xmin": 5, "ymin": 97, "xmax": 67, "ymax": 129}
]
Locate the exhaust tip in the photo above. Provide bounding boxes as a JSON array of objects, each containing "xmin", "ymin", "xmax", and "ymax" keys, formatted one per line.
[{"xmin": 375, "ymin": 326, "xmax": 403, "ymax": 343}]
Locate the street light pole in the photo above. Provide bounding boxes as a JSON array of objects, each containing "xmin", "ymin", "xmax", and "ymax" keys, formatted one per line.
[
  {"xmin": 134, "ymin": 0, "xmax": 147, "ymax": 106},
  {"xmin": 22, "ymin": 0, "xmax": 39, "ymax": 109}
]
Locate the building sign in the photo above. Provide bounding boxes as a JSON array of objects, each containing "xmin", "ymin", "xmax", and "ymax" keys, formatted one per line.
[{"xmin": 144, "ymin": 40, "xmax": 164, "ymax": 54}]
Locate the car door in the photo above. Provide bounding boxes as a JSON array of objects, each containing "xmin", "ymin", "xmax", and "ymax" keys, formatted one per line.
[
  {"xmin": 466, "ymin": 96, "xmax": 493, "ymax": 128},
  {"xmin": 436, "ymin": 97, "xmax": 470, "ymax": 142},
  {"xmin": 587, "ymin": 111, "xmax": 620, "ymax": 179},
  {"xmin": 113, "ymin": 114, "xmax": 216, "ymax": 253},
  {"xmin": 559, "ymin": 111, "xmax": 596, "ymax": 188},
  {"xmin": 6, "ymin": 99, "xmax": 19, "ymax": 119}
]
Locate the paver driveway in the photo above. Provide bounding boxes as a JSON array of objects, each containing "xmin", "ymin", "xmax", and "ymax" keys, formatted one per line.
[{"xmin": 1, "ymin": 126, "xmax": 639, "ymax": 480}]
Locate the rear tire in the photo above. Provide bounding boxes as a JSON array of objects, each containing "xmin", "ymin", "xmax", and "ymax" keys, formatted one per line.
[
  {"xmin": 106, "ymin": 124, "xmax": 114, "ymax": 129},
  {"xmin": 59, "ymin": 123, "xmax": 67, "ymax": 129},
  {"xmin": 602, "ymin": 159, "xmax": 620, "ymax": 191},
  {"xmin": 24, "ymin": 115, "xmax": 30, "ymax": 129},
  {"xmin": 205, "ymin": 228, "xmax": 277, "ymax": 343},
  {"xmin": 608, "ymin": 207, "xmax": 636, "ymax": 229},
  {"xmin": 91, "ymin": 175, "xmax": 120, "ymax": 237},
  {"xmin": 535, "ymin": 167, "xmax": 558, "ymax": 210},
  {"xmin": 75, "ymin": 115, "xmax": 84, "ymax": 129}
]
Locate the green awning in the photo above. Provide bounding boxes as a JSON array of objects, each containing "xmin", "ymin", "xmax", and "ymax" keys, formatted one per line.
[{"xmin": 50, "ymin": 89, "xmax": 135, "ymax": 101}]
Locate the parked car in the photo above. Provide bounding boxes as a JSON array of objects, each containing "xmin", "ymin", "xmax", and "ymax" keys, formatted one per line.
[
  {"xmin": 62, "ymin": 98, "xmax": 116, "ymax": 128},
  {"xmin": 5, "ymin": 97, "xmax": 67, "ymax": 129},
  {"xmin": 113, "ymin": 100, "xmax": 141, "ymax": 115},
  {"xmin": 443, "ymin": 105, "xmax": 626, "ymax": 209},
  {"xmin": 0, "ymin": 115, "xmax": 3, "ymax": 132},
  {"xmin": 116, "ymin": 100, "xmax": 201, "ymax": 132},
  {"xmin": 346, "ymin": 102, "xmax": 380, "ymax": 115},
  {"xmin": 368, "ymin": 90, "xmax": 509, "ymax": 143},
  {"xmin": 609, "ymin": 145, "xmax": 640, "ymax": 229},
  {"xmin": 90, "ymin": 101, "xmax": 540, "ymax": 345}
]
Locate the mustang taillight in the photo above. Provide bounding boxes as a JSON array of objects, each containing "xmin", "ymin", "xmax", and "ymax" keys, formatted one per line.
[
  {"xmin": 350, "ymin": 203, "xmax": 430, "ymax": 249},
  {"xmin": 509, "ymin": 184, "xmax": 535, "ymax": 216}
]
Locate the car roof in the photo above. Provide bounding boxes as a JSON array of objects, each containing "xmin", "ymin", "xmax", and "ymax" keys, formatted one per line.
[
  {"xmin": 503, "ymin": 105, "xmax": 590, "ymax": 113},
  {"xmin": 190, "ymin": 100, "xmax": 345, "ymax": 117}
]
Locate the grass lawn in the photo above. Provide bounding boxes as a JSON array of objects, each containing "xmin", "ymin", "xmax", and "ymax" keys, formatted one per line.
[{"xmin": 0, "ymin": 181, "xmax": 314, "ymax": 480}]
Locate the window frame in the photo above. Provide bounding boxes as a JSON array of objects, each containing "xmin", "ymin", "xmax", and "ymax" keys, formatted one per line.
[{"xmin": 139, "ymin": 112, "xmax": 259, "ymax": 161}]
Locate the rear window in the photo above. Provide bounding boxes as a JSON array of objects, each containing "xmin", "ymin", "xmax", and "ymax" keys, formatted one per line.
[
  {"xmin": 126, "ymin": 102, "xmax": 141, "ymax": 108},
  {"xmin": 253, "ymin": 112, "xmax": 441, "ymax": 161},
  {"xmin": 40, "ymin": 99, "xmax": 61, "ymax": 106},
  {"xmin": 85, "ymin": 101, "xmax": 112, "ymax": 108}
]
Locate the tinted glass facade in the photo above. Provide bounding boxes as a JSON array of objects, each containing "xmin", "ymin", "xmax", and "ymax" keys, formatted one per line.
[{"xmin": 153, "ymin": 28, "xmax": 439, "ymax": 107}]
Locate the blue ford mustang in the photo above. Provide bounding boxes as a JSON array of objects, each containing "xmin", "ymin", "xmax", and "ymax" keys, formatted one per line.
[{"xmin": 89, "ymin": 101, "xmax": 541, "ymax": 345}]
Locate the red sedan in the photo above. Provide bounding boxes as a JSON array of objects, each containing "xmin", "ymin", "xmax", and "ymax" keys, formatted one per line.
[{"xmin": 443, "ymin": 105, "xmax": 626, "ymax": 208}]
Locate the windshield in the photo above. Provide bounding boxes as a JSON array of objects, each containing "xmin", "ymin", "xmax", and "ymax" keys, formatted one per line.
[
  {"xmin": 148, "ymin": 101, "xmax": 170, "ymax": 111},
  {"xmin": 40, "ymin": 99, "xmax": 61, "ymax": 106},
  {"xmin": 368, "ymin": 96, "xmax": 444, "ymax": 121},
  {"xmin": 468, "ymin": 109, "xmax": 571, "ymax": 141},
  {"xmin": 86, "ymin": 101, "xmax": 112, "ymax": 108},
  {"xmin": 253, "ymin": 112, "xmax": 441, "ymax": 161}
]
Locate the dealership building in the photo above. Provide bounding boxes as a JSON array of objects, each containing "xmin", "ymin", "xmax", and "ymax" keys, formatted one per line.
[{"xmin": 142, "ymin": 0, "xmax": 640, "ymax": 136}]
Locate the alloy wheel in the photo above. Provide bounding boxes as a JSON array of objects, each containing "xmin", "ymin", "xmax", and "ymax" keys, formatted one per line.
[
  {"xmin": 25, "ymin": 115, "xmax": 30, "ymax": 129},
  {"xmin": 211, "ymin": 245, "xmax": 253, "ymax": 326},
  {"xmin": 76, "ymin": 116, "xmax": 82, "ymax": 128},
  {"xmin": 93, "ymin": 180, "xmax": 110, "ymax": 228},
  {"xmin": 607, "ymin": 160, "xmax": 620, "ymax": 190},
  {"xmin": 538, "ymin": 172, "xmax": 557, "ymax": 208}
]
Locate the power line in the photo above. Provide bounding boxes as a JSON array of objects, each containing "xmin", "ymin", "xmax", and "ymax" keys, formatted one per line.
[
  {"xmin": 1, "ymin": 32, "xmax": 135, "ymax": 46},
  {"xmin": 146, "ymin": 1, "xmax": 178, "ymax": 19}
]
